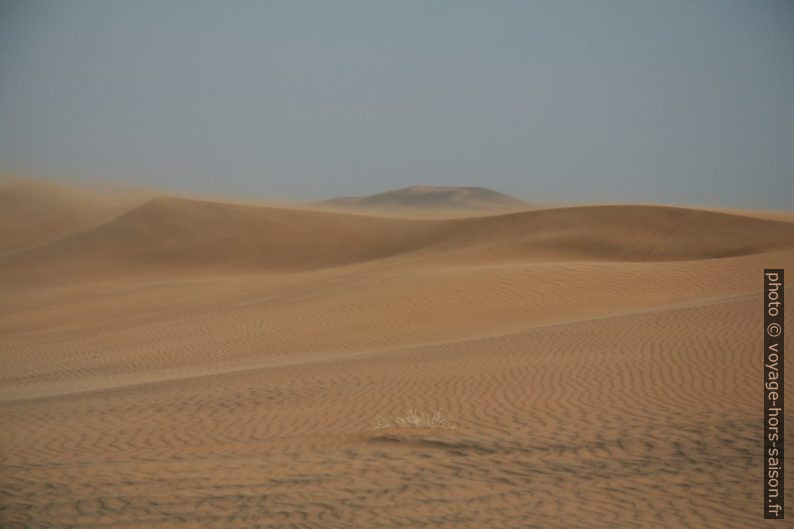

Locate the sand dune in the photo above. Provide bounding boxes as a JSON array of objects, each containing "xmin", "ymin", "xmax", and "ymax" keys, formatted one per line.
[
  {"xmin": 0, "ymin": 196, "xmax": 437, "ymax": 278},
  {"xmin": 4, "ymin": 192, "xmax": 794, "ymax": 283},
  {"xmin": 0, "ymin": 182, "xmax": 135, "ymax": 257},
  {"xmin": 1, "ymin": 183, "xmax": 793, "ymax": 528},
  {"xmin": 313, "ymin": 185, "xmax": 532, "ymax": 217}
]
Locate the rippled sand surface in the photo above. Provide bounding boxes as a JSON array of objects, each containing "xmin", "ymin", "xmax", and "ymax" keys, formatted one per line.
[{"xmin": 2, "ymin": 183, "xmax": 793, "ymax": 528}]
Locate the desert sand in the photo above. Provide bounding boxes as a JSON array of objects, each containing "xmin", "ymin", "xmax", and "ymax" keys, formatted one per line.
[{"xmin": 1, "ymin": 182, "xmax": 793, "ymax": 528}]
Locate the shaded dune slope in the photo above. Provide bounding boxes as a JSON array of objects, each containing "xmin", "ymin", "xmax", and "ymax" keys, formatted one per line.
[{"xmin": 3, "ymin": 196, "xmax": 794, "ymax": 280}]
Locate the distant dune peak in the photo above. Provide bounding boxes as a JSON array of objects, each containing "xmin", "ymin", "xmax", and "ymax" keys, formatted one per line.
[{"xmin": 315, "ymin": 185, "xmax": 530, "ymax": 211}]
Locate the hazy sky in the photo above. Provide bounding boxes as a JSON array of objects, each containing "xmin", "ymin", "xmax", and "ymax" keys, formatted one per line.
[{"xmin": 1, "ymin": 0, "xmax": 792, "ymax": 207}]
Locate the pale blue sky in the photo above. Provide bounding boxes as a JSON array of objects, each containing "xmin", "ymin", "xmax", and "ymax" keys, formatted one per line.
[{"xmin": 1, "ymin": 0, "xmax": 792, "ymax": 207}]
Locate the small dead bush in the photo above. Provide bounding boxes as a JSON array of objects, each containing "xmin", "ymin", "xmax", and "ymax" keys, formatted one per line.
[{"xmin": 372, "ymin": 409, "xmax": 457, "ymax": 431}]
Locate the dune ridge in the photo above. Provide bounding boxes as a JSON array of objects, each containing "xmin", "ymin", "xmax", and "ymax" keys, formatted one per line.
[
  {"xmin": 0, "ymin": 182, "xmax": 137, "ymax": 257},
  {"xmin": 3, "ymin": 191, "xmax": 794, "ymax": 284}
]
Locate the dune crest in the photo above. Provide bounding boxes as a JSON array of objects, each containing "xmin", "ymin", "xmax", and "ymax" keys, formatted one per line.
[
  {"xmin": 2, "ymin": 192, "xmax": 794, "ymax": 284},
  {"xmin": 0, "ymin": 182, "xmax": 136, "ymax": 256}
]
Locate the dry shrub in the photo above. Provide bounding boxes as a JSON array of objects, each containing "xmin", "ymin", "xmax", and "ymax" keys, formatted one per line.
[{"xmin": 372, "ymin": 409, "xmax": 457, "ymax": 431}]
